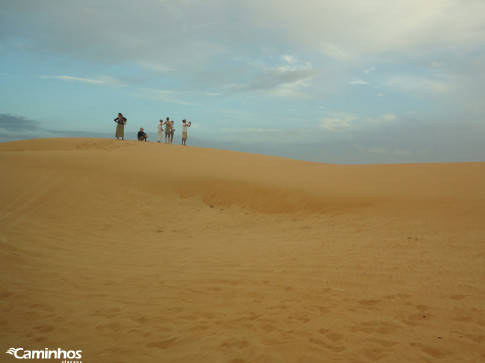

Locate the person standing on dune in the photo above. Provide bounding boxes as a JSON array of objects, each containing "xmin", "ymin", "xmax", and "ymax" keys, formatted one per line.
[
  {"xmin": 157, "ymin": 119, "xmax": 164, "ymax": 143},
  {"xmin": 114, "ymin": 113, "xmax": 127, "ymax": 140},
  {"xmin": 163, "ymin": 117, "xmax": 172, "ymax": 144},
  {"xmin": 181, "ymin": 119, "xmax": 191, "ymax": 146},
  {"xmin": 170, "ymin": 121, "xmax": 175, "ymax": 144}
]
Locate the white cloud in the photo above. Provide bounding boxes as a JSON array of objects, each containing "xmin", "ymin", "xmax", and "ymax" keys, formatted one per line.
[
  {"xmin": 274, "ymin": 55, "xmax": 313, "ymax": 72},
  {"xmin": 366, "ymin": 113, "xmax": 397, "ymax": 125},
  {"xmin": 223, "ymin": 128, "xmax": 270, "ymax": 133},
  {"xmin": 224, "ymin": 54, "xmax": 316, "ymax": 97},
  {"xmin": 320, "ymin": 118, "xmax": 351, "ymax": 131},
  {"xmin": 319, "ymin": 43, "xmax": 351, "ymax": 61},
  {"xmin": 430, "ymin": 62, "xmax": 446, "ymax": 68},
  {"xmin": 134, "ymin": 87, "xmax": 221, "ymax": 105},
  {"xmin": 320, "ymin": 113, "xmax": 398, "ymax": 131},
  {"xmin": 349, "ymin": 78, "xmax": 368, "ymax": 85},
  {"xmin": 320, "ymin": 113, "xmax": 357, "ymax": 131},
  {"xmin": 282, "ymin": 55, "xmax": 298, "ymax": 65},
  {"xmin": 245, "ymin": 0, "xmax": 485, "ymax": 62},
  {"xmin": 188, "ymin": 91, "xmax": 221, "ymax": 97},
  {"xmin": 134, "ymin": 89, "xmax": 200, "ymax": 105},
  {"xmin": 41, "ymin": 75, "xmax": 103, "ymax": 84},
  {"xmin": 384, "ymin": 76, "xmax": 452, "ymax": 94},
  {"xmin": 3, "ymin": 0, "xmax": 484, "ymax": 100},
  {"xmin": 354, "ymin": 144, "xmax": 414, "ymax": 156},
  {"xmin": 269, "ymin": 78, "xmax": 313, "ymax": 98},
  {"xmin": 3, "ymin": 1, "xmax": 484, "ymax": 68},
  {"xmin": 41, "ymin": 75, "xmax": 123, "ymax": 86},
  {"xmin": 139, "ymin": 62, "xmax": 172, "ymax": 72}
]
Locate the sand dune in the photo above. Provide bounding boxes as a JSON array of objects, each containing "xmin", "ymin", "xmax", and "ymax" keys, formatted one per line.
[{"xmin": 1, "ymin": 137, "xmax": 484, "ymax": 362}]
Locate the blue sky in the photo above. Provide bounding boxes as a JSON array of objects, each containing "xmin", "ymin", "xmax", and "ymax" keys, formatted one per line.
[{"xmin": 1, "ymin": 0, "xmax": 484, "ymax": 164}]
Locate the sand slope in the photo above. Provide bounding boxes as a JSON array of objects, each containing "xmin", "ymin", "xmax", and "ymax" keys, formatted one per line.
[{"xmin": 0, "ymin": 138, "xmax": 484, "ymax": 362}]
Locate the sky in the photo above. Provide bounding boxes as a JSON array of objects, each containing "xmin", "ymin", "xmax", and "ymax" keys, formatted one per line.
[{"xmin": 1, "ymin": 0, "xmax": 484, "ymax": 164}]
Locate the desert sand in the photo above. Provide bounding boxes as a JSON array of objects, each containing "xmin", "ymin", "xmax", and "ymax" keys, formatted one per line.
[{"xmin": 0, "ymin": 137, "xmax": 484, "ymax": 362}]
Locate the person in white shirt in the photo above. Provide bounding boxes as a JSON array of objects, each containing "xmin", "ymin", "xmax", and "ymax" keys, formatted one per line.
[
  {"xmin": 157, "ymin": 119, "xmax": 164, "ymax": 143},
  {"xmin": 181, "ymin": 119, "xmax": 191, "ymax": 146},
  {"xmin": 170, "ymin": 121, "xmax": 175, "ymax": 143}
]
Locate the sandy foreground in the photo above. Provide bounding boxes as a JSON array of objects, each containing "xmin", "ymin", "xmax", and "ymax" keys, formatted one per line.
[{"xmin": 0, "ymin": 137, "xmax": 484, "ymax": 362}]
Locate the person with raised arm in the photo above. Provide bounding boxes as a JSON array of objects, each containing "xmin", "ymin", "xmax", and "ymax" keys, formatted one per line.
[{"xmin": 181, "ymin": 119, "xmax": 192, "ymax": 146}]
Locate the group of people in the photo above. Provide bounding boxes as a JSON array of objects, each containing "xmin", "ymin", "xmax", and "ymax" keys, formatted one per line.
[{"xmin": 114, "ymin": 113, "xmax": 192, "ymax": 145}]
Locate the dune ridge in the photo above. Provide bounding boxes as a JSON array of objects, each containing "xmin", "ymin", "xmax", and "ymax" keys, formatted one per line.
[{"xmin": 1, "ymin": 138, "xmax": 484, "ymax": 362}]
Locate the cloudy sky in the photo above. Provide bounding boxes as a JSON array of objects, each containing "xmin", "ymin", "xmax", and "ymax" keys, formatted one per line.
[{"xmin": 1, "ymin": 0, "xmax": 484, "ymax": 163}]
